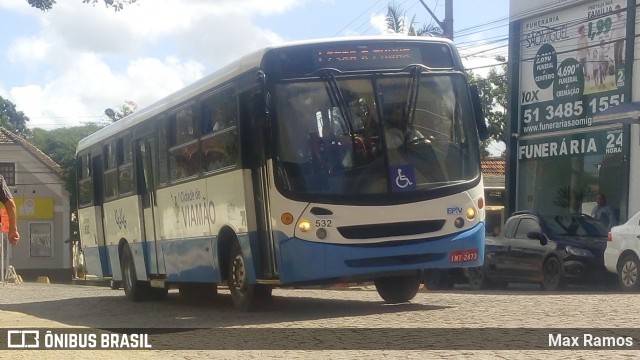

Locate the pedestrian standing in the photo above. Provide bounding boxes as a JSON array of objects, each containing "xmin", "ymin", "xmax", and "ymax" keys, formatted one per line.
[{"xmin": 0, "ymin": 174, "xmax": 19, "ymax": 245}]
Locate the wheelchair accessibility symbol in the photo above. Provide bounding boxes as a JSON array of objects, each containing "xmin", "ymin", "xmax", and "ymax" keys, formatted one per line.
[{"xmin": 390, "ymin": 165, "xmax": 416, "ymax": 192}]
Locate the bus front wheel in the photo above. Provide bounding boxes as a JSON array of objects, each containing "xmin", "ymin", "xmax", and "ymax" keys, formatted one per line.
[
  {"xmin": 228, "ymin": 241, "xmax": 271, "ymax": 311},
  {"xmin": 374, "ymin": 275, "xmax": 420, "ymax": 304},
  {"xmin": 121, "ymin": 244, "xmax": 153, "ymax": 301}
]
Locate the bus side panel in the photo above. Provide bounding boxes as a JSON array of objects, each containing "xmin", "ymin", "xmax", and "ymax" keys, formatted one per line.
[
  {"xmin": 103, "ymin": 196, "xmax": 147, "ymax": 281},
  {"xmin": 277, "ymin": 222, "xmax": 485, "ymax": 284},
  {"xmin": 78, "ymin": 206, "xmax": 110, "ymax": 279},
  {"xmin": 175, "ymin": 236, "xmax": 218, "ymax": 282},
  {"xmin": 161, "ymin": 239, "xmax": 180, "ymax": 282}
]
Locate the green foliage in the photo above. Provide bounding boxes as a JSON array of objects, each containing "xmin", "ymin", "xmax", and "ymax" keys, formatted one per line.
[
  {"xmin": 468, "ymin": 56, "xmax": 508, "ymax": 157},
  {"xmin": 27, "ymin": 0, "xmax": 55, "ymax": 11},
  {"xmin": 106, "ymin": 100, "xmax": 138, "ymax": 122},
  {"xmin": 386, "ymin": 2, "xmax": 442, "ymax": 36},
  {"xmin": 0, "ymin": 96, "xmax": 32, "ymax": 138},
  {"xmin": 28, "ymin": 0, "xmax": 137, "ymax": 11},
  {"xmin": 28, "ymin": 124, "xmax": 105, "ymax": 241}
]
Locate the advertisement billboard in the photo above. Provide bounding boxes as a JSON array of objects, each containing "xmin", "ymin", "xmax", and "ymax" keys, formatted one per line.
[{"xmin": 518, "ymin": 0, "xmax": 628, "ymax": 136}]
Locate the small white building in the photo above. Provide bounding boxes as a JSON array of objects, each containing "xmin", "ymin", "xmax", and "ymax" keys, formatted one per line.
[{"xmin": 0, "ymin": 128, "xmax": 71, "ymax": 282}]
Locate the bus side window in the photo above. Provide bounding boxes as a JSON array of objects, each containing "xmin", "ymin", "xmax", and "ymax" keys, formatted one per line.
[
  {"xmin": 201, "ymin": 88, "xmax": 238, "ymax": 173},
  {"xmin": 78, "ymin": 153, "xmax": 93, "ymax": 207},
  {"xmin": 169, "ymin": 104, "xmax": 200, "ymax": 181},
  {"xmin": 157, "ymin": 117, "xmax": 169, "ymax": 185},
  {"xmin": 116, "ymin": 133, "xmax": 134, "ymax": 195},
  {"xmin": 103, "ymin": 141, "xmax": 118, "ymax": 199}
]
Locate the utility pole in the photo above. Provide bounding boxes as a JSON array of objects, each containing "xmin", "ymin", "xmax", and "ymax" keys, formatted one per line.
[{"xmin": 418, "ymin": 0, "xmax": 453, "ymax": 40}]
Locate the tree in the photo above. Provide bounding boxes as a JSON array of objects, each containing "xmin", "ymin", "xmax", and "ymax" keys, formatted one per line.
[
  {"xmin": 386, "ymin": 2, "xmax": 443, "ymax": 36},
  {"xmin": 105, "ymin": 100, "xmax": 138, "ymax": 122},
  {"xmin": 0, "ymin": 96, "xmax": 32, "ymax": 138},
  {"xmin": 468, "ymin": 56, "xmax": 508, "ymax": 157},
  {"xmin": 28, "ymin": 0, "xmax": 138, "ymax": 12},
  {"xmin": 28, "ymin": 124, "xmax": 106, "ymax": 241}
]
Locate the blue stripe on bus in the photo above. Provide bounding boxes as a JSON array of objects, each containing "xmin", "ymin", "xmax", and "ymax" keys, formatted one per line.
[
  {"xmin": 89, "ymin": 224, "xmax": 483, "ymax": 285},
  {"xmin": 277, "ymin": 222, "xmax": 485, "ymax": 284}
]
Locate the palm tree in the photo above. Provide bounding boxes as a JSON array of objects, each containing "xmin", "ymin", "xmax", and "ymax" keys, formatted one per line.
[{"xmin": 386, "ymin": 2, "xmax": 443, "ymax": 37}]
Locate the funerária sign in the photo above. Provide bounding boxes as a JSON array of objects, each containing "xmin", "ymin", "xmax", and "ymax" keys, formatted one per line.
[{"xmin": 519, "ymin": 129, "xmax": 623, "ymax": 160}]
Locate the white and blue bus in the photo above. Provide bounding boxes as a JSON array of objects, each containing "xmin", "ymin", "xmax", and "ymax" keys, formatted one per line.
[{"xmin": 76, "ymin": 36, "xmax": 488, "ymax": 310}]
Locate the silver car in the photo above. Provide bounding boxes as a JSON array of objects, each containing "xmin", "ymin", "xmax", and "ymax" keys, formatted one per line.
[{"xmin": 605, "ymin": 210, "xmax": 640, "ymax": 291}]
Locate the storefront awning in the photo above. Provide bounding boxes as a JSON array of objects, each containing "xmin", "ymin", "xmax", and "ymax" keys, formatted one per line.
[{"xmin": 592, "ymin": 102, "xmax": 640, "ymax": 126}]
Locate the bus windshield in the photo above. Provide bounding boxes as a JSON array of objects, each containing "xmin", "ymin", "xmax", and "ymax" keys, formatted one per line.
[{"xmin": 273, "ymin": 72, "xmax": 480, "ymax": 197}]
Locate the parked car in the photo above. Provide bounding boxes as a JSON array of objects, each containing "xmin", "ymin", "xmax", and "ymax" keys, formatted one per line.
[
  {"xmin": 604, "ymin": 210, "xmax": 640, "ymax": 291},
  {"xmin": 467, "ymin": 211, "xmax": 610, "ymax": 291}
]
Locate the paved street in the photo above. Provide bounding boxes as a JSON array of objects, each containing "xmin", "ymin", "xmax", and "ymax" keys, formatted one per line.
[{"xmin": 0, "ymin": 282, "xmax": 638, "ymax": 359}]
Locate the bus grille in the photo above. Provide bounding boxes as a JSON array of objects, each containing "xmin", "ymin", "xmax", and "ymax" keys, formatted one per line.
[{"xmin": 337, "ymin": 220, "xmax": 446, "ymax": 239}]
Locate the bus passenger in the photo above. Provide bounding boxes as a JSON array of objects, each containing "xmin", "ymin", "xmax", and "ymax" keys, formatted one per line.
[{"xmin": 384, "ymin": 103, "xmax": 423, "ymax": 148}]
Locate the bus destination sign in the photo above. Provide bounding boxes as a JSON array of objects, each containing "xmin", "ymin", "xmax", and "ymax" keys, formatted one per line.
[{"xmin": 315, "ymin": 46, "xmax": 421, "ymax": 70}]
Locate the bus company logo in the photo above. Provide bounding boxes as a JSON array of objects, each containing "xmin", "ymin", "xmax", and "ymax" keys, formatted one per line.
[
  {"xmin": 7, "ymin": 330, "xmax": 39, "ymax": 348},
  {"xmin": 5, "ymin": 329, "xmax": 153, "ymax": 349},
  {"xmin": 446, "ymin": 206, "xmax": 463, "ymax": 215}
]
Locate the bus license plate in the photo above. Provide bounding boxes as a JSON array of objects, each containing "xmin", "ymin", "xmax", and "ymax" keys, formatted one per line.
[{"xmin": 450, "ymin": 249, "xmax": 478, "ymax": 263}]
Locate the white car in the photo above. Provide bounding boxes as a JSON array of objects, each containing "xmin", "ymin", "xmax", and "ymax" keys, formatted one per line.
[{"xmin": 604, "ymin": 211, "xmax": 640, "ymax": 291}]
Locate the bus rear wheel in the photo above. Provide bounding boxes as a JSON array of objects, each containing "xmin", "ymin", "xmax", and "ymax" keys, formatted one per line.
[
  {"xmin": 121, "ymin": 244, "xmax": 153, "ymax": 302},
  {"xmin": 374, "ymin": 275, "xmax": 420, "ymax": 304},
  {"xmin": 228, "ymin": 241, "xmax": 271, "ymax": 311}
]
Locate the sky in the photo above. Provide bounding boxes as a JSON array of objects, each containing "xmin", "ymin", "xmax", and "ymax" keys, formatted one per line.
[{"xmin": 0, "ymin": 0, "xmax": 510, "ymax": 132}]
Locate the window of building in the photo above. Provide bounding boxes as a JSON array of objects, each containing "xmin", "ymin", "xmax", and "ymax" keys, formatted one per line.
[
  {"xmin": 29, "ymin": 222, "xmax": 52, "ymax": 258},
  {"xmin": 0, "ymin": 163, "xmax": 16, "ymax": 186},
  {"xmin": 517, "ymin": 129, "xmax": 628, "ymax": 223}
]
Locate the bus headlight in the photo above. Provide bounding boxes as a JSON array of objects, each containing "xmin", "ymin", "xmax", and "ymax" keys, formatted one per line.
[
  {"xmin": 466, "ymin": 207, "xmax": 476, "ymax": 220},
  {"xmin": 316, "ymin": 228, "xmax": 327, "ymax": 239},
  {"xmin": 298, "ymin": 220, "xmax": 312, "ymax": 232}
]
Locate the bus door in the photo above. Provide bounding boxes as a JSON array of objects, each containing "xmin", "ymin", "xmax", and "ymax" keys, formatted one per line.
[
  {"xmin": 136, "ymin": 136, "xmax": 162, "ymax": 275},
  {"xmin": 91, "ymin": 154, "xmax": 110, "ymax": 277},
  {"xmin": 242, "ymin": 90, "xmax": 277, "ymax": 278}
]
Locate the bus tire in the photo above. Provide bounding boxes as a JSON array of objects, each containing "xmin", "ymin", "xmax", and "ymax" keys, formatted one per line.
[
  {"xmin": 374, "ymin": 275, "xmax": 420, "ymax": 304},
  {"xmin": 109, "ymin": 279, "xmax": 121, "ymax": 290},
  {"xmin": 467, "ymin": 266, "xmax": 487, "ymax": 290},
  {"xmin": 121, "ymin": 243, "xmax": 152, "ymax": 302},
  {"xmin": 228, "ymin": 241, "xmax": 261, "ymax": 311}
]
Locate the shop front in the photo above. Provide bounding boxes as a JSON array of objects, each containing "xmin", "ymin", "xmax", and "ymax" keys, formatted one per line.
[{"xmin": 508, "ymin": 0, "xmax": 639, "ymax": 224}]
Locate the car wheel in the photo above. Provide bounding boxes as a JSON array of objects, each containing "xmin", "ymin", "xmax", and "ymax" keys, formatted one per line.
[
  {"xmin": 467, "ymin": 266, "xmax": 487, "ymax": 290},
  {"xmin": 374, "ymin": 275, "xmax": 421, "ymax": 303},
  {"xmin": 618, "ymin": 254, "xmax": 640, "ymax": 292},
  {"xmin": 542, "ymin": 257, "xmax": 564, "ymax": 291}
]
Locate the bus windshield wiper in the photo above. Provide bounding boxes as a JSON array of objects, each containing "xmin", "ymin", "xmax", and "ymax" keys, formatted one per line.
[
  {"xmin": 403, "ymin": 65, "xmax": 422, "ymax": 144},
  {"xmin": 322, "ymin": 70, "xmax": 355, "ymax": 135}
]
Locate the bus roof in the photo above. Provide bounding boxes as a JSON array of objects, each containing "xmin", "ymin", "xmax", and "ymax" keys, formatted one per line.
[{"xmin": 76, "ymin": 35, "xmax": 456, "ymax": 154}]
